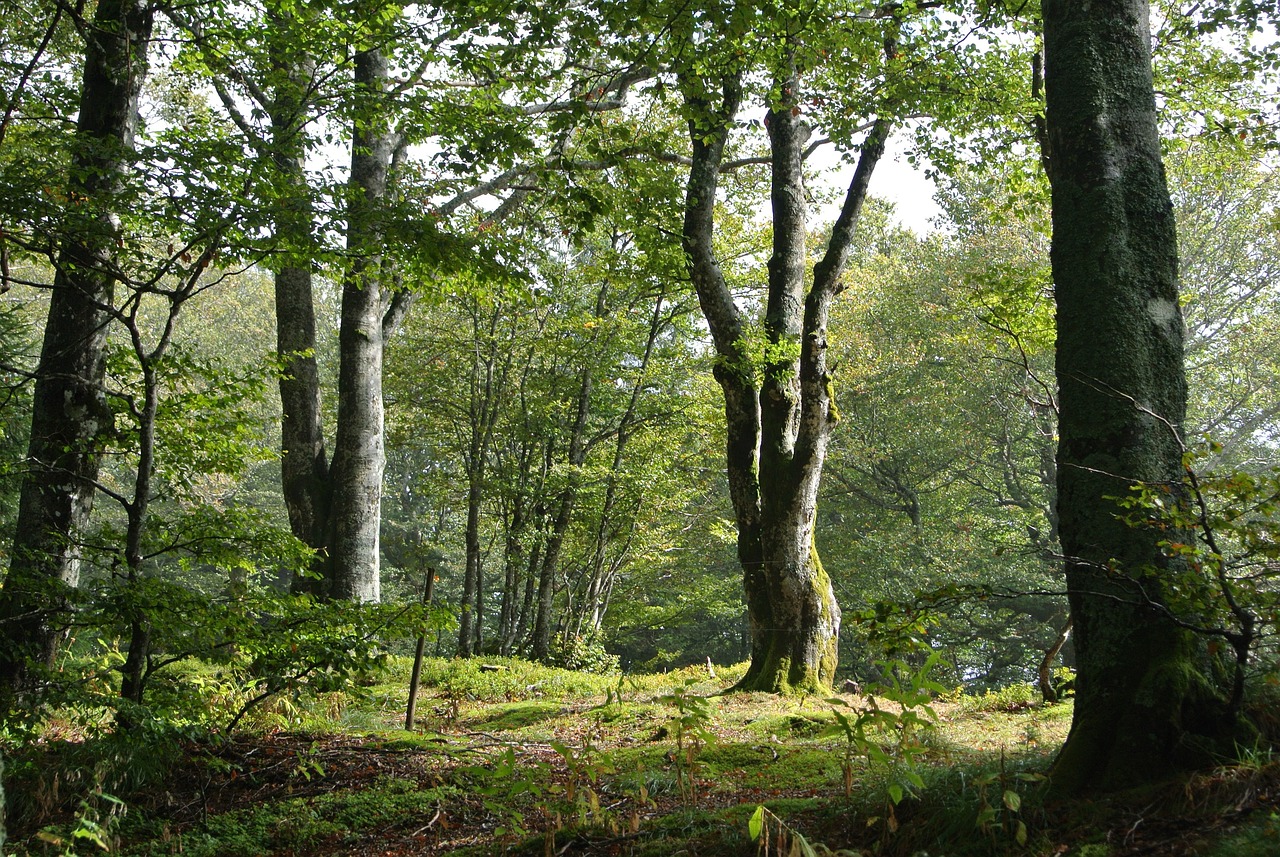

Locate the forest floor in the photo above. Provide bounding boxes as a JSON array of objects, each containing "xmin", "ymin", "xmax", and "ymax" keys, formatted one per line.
[{"xmin": 10, "ymin": 658, "xmax": 1280, "ymax": 856}]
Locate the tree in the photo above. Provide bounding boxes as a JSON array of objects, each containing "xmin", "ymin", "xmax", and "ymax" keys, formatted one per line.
[
  {"xmin": 662, "ymin": 0, "xmax": 1026, "ymax": 692},
  {"xmin": 0, "ymin": 0, "xmax": 154, "ymax": 695},
  {"xmin": 1043, "ymin": 0, "xmax": 1237, "ymax": 793},
  {"xmin": 678, "ymin": 41, "xmax": 889, "ymax": 690}
]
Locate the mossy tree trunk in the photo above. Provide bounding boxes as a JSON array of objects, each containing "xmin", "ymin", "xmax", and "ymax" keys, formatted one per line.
[
  {"xmin": 1044, "ymin": 0, "xmax": 1235, "ymax": 794},
  {"xmin": 679, "ymin": 55, "xmax": 888, "ymax": 694}
]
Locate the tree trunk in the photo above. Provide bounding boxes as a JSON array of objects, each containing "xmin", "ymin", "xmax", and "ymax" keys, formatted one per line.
[
  {"xmin": 1038, "ymin": 615, "xmax": 1072, "ymax": 704},
  {"xmin": 326, "ymin": 44, "xmax": 395, "ymax": 602},
  {"xmin": 459, "ymin": 306, "xmax": 506, "ymax": 655},
  {"xmin": 1044, "ymin": 0, "xmax": 1235, "ymax": 794},
  {"xmin": 679, "ymin": 62, "xmax": 886, "ymax": 694},
  {"xmin": 579, "ymin": 290, "xmax": 667, "ymax": 634},
  {"xmin": 497, "ymin": 501, "xmax": 525, "ymax": 653},
  {"xmin": 265, "ymin": 22, "xmax": 331, "ymax": 595},
  {"xmin": 531, "ymin": 368, "xmax": 591, "ymax": 661},
  {"xmin": 0, "ymin": 0, "xmax": 153, "ymax": 695}
]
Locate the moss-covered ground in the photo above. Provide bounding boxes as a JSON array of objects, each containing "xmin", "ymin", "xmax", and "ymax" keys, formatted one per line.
[{"xmin": 8, "ymin": 657, "xmax": 1280, "ymax": 856}]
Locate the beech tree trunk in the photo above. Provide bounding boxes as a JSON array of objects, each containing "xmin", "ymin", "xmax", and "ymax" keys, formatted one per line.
[
  {"xmin": 1044, "ymin": 0, "xmax": 1235, "ymax": 794},
  {"xmin": 530, "ymin": 367, "xmax": 592, "ymax": 661},
  {"xmin": 265, "ymin": 17, "xmax": 332, "ymax": 595},
  {"xmin": 679, "ymin": 60, "xmax": 888, "ymax": 694},
  {"xmin": 325, "ymin": 44, "xmax": 396, "ymax": 602},
  {"xmin": 0, "ymin": 0, "xmax": 152, "ymax": 695}
]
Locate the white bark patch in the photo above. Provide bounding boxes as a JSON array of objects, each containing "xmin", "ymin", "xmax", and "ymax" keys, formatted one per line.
[{"xmin": 1146, "ymin": 297, "xmax": 1179, "ymax": 334}]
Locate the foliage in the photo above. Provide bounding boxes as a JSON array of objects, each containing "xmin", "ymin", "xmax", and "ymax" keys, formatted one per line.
[
  {"xmin": 958, "ymin": 683, "xmax": 1040, "ymax": 715},
  {"xmin": 412, "ymin": 655, "xmax": 620, "ymax": 704},
  {"xmin": 972, "ymin": 763, "xmax": 1045, "ymax": 847},
  {"xmin": 546, "ymin": 632, "xmax": 621, "ymax": 674},
  {"xmin": 1116, "ymin": 441, "xmax": 1280, "ymax": 716},
  {"xmin": 656, "ymin": 678, "xmax": 717, "ymax": 805},
  {"xmin": 34, "ymin": 788, "xmax": 127, "ymax": 855},
  {"xmin": 824, "ymin": 653, "xmax": 946, "ymax": 839},
  {"xmin": 749, "ymin": 804, "xmax": 858, "ymax": 857}
]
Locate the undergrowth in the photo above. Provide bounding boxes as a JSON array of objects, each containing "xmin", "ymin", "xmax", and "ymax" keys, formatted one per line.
[{"xmin": 6, "ymin": 655, "xmax": 1280, "ymax": 856}]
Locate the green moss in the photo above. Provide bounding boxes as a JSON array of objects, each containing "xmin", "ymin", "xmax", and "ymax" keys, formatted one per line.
[
  {"xmin": 823, "ymin": 376, "xmax": 840, "ymax": 424},
  {"xmin": 811, "ymin": 540, "xmax": 840, "ymax": 689},
  {"xmin": 126, "ymin": 780, "xmax": 460, "ymax": 856},
  {"xmin": 743, "ymin": 711, "xmax": 832, "ymax": 740},
  {"xmin": 476, "ymin": 701, "xmax": 564, "ymax": 731}
]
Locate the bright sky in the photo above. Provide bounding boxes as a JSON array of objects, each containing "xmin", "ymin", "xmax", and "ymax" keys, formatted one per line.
[
  {"xmin": 874, "ymin": 135, "xmax": 943, "ymax": 235},
  {"xmin": 809, "ymin": 131, "xmax": 943, "ymax": 236}
]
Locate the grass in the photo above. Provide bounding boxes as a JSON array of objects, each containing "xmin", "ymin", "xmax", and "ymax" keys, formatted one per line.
[{"xmin": 7, "ymin": 658, "xmax": 1280, "ymax": 856}]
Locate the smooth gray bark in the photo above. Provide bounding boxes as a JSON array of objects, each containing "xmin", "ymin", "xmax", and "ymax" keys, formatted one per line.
[{"xmin": 326, "ymin": 45, "xmax": 397, "ymax": 602}]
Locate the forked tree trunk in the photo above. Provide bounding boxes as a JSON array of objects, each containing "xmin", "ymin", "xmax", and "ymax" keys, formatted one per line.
[
  {"xmin": 679, "ymin": 59, "xmax": 888, "ymax": 694},
  {"xmin": 1044, "ymin": 0, "xmax": 1236, "ymax": 794},
  {"xmin": 0, "ymin": 0, "xmax": 153, "ymax": 695}
]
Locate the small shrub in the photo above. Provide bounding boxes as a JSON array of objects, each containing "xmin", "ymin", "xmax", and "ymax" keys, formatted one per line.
[
  {"xmin": 960, "ymin": 683, "xmax": 1038, "ymax": 714},
  {"xmin": 547, "ymin": 633, "xmax": 621, "ymax": 674}
]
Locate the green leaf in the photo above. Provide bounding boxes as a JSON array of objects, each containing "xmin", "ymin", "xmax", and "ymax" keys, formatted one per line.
[
  {"xmin": 749, "ymin": 805, "xmax": 765, "ymax": 841},
  {"xmin": 1002, "ymin": 789, "xmax": 1021, "ymax": 812}
]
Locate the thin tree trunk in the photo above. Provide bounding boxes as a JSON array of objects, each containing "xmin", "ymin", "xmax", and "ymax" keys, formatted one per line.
[
  {"xmin": 581, "ymin": 291, "xmax": 666, "ymax": 633},
  {"xmin": 120, "ymin": 353, "xmax": 161, "ymax": 710},
  {"xmin": 497, "ymin": 502, "xmax": 524, "ymax": 653},
  {"xmin": 0, "ymin": 0, "xmax": 153, "ymax": 695},
  {"xmin": 1038, "ymin": 615, "xmax": 1072, "ymax": 704},
  {"xmin": 459, "ymin": 307, "xmax": 506, "ymax": 655},
  {"xmin": 404, "ymin": 568, "xmax": 435, "ymax": 730},
  {"xmin": 531, "ymin": 368, "xmax": 592, "ymax": 661},
  {"xmin": 516, "ymin": 535, "xmax": 541, "ymax": 649}
]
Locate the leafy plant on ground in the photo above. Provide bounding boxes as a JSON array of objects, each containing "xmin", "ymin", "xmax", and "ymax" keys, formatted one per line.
[
  {"xmin": 657, "ymin": 678, "xmax": 717, "ymax": 805},
  {"xmin": 457, "ymin": 746, "xmax": 547, "ymax": 839},
  {"xmin": 748, "ymin": 804, "xmax": 858, "ymax": 857},
  {"xmin": 972, "ymin": 754, "xmax": 1045, "ymax": 847},
  {"xmin": 35, "ymin": 789, "xmax": 126, "ymax": 855},
  {"xmin": 548, "ymin": 721, "xmax": 617, "ymax": 831},
  {"xmin": 824, "ymin": 652, "xmax": 946, "ymax": 837}
]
